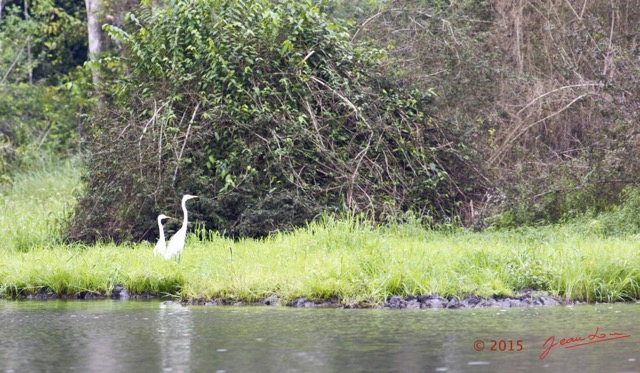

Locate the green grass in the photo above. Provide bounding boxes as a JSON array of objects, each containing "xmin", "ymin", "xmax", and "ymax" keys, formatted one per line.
[
  {"xmin": 0, "ymin": 155, "xmax": 82, "ymax": 252},
  {"xmin": 1, "ymin": 159, "xmax": 640, "ymax": 305}
]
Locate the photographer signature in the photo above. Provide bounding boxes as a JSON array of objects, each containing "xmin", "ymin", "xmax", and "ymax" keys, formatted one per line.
[{"xmin": 539, "ymin": 327, "xmax": 631, "ymax": 360}]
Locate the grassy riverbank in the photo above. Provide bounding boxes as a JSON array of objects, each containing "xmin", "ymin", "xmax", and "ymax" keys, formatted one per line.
[
  {"xmin": 1, "ymin": 160, "xmax": 639, "ymax": 305},
  {"xmin": 2, "ymin": 222, "xmax": 639, "ymax": 304}
]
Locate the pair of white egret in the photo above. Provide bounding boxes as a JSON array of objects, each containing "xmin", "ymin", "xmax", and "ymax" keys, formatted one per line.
[{"xmin": 153, "ymin": 194, "xmax": 198, "ymax": 260}]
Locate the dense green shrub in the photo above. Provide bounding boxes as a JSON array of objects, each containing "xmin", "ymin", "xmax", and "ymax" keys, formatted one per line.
[{"xmin": 68, "ymin": 0, "xmax": 481, "ymax": 242}]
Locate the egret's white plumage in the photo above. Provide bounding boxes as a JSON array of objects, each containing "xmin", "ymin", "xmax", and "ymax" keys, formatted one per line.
[
  {"xmin": 153, "ymin": 214, "xmax": 171, "ymax": 257},
  {"xmin": 164, "ymin": 194, "xmax": 198, "ymax": 260}
]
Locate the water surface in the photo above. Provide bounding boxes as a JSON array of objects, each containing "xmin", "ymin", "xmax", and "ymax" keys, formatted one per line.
[{"xmin": 0, "ymin": 300, "xmax": 637, "ymax": 372}]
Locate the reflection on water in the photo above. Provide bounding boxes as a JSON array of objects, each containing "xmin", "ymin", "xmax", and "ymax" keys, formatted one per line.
[
  {"xmin": 0, "ymin": 300, "xmax": 637, "ymax": 372},
  {"xmin": 158, "ymin": 302, "xmax": 193, "ymax": 371}
]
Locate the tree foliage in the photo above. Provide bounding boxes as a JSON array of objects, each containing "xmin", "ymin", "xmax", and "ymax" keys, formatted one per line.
[
  {"xmin": 0, "ymin": 0, "xmax": 91, "ymax": 176},
  {"xmin": 68, "ymin": 0, "xmax": 481, "ymax": 241},
  {"xmin": 0, "ymin": 0, "xmax": 88, "ymax": 84}
]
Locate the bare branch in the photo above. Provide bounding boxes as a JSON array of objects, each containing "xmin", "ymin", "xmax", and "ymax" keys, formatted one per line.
[
  {"xmin": 172, "ymin": 102, "xmax": 199, "ymax": 185},
  {"xmin": 515, "ymin": 83, "xmax": 604, "ymax": 116}
]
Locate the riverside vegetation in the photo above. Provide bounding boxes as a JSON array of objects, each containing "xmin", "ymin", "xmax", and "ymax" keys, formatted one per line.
[
  {"xmin": 1, "ymin": 0, "xmax": 640, "ymax": 306},
  {"xmin": 1, "ymin": 158, "xmax": 639, "ymax": 306}
]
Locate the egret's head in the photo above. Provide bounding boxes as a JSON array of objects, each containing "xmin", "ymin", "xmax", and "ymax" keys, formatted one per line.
[
  {"xmin": 183, "ymin": 194, "xmax": 199, "ymax": 201},
  {"xmin": 158, "ymin": 214, "xmax": 171, "ymax": 221}
]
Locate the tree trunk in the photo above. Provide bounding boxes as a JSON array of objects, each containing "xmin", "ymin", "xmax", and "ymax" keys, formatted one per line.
[
  {"xmin": 85, "ymin": 0, "xmax": 104, "ymax": 85},
  {"xmin": 24, "ymin": 0, "xmax": 33, "ymax": 85}
]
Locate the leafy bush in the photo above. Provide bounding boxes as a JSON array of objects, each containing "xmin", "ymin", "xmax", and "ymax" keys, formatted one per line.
[{"xmin": 68, "ymin": 0, "xmax": 481, "ymax": 242}]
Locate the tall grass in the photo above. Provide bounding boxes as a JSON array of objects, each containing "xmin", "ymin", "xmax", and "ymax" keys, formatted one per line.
[
  {"xmin": 0, "ymin": 155, "xmax": 82, "ymax": 252},
  {"xmin": 1, "ymin": 158, "xmax": 639, "ymax": 304},
  {"xmin": 1, "ymin": 220, "xmax": 639, "ymax": 304}
]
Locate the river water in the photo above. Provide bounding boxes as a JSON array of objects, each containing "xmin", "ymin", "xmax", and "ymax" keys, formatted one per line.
[{"xmin": 0, "ymin": 300, "xmax": 637, "ymax": 372}]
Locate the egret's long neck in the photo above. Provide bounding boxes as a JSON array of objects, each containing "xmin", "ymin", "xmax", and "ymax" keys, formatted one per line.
[
  {"xmin": 182, "ymin": 199, "xmax": 189, "ymax": 229},
  {"xmin": 158, "ymin": 218, "xmax": 165, "ymax": 241}
]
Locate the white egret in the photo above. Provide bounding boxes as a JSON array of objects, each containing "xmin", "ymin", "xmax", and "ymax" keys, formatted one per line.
[
  {"xmin": 164, "ymin": 194, "xmax": 198, "ymax": 260},
  {"xmin": 153, "ymin": 214, "xmax": 171, "ymax": 257}
]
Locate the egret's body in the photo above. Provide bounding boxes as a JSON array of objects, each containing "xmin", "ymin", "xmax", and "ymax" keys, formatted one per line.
[
  {"xmin": 153, "ymin": 214, "xmax": 171, "ymax": 257},
  {"xmin": 164, "ymin": 194, "xmax": 198, "ymax": 260}
]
